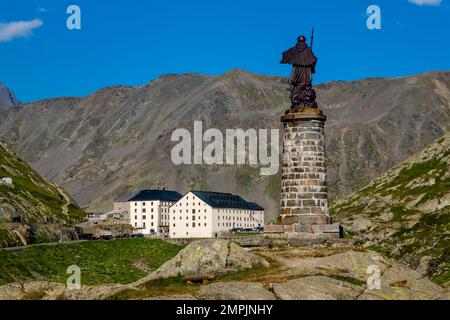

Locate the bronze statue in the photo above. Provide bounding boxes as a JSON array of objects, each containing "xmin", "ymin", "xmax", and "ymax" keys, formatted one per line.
[{"xmin": 281, "ymin": 34, "xmax": 318, "ymax": 109}]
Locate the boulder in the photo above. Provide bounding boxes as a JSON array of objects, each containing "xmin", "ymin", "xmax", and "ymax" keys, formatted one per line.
[
  {"xmin": 136, "ymin": 239, "xmax": 269, "ymax": 284},
  {"xmin": 272, "ymin": 276, "xmax": 363, "ymax": 300}
]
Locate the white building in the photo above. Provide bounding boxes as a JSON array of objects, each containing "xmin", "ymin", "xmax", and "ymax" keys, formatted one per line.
[
  {"xmin": 129, "ymin": 189, "xmax": 182, "ymax": 235},
  {"xmin": 169, "ymin": 191, "xmax": 264, "ymax": 239}
]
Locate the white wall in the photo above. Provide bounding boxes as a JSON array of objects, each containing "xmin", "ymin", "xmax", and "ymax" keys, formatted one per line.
[
  {"xmin": 169, "ymin": 192, "xmax": 213, "ymax": 238},
  {"xmin": 129, "ymin": 200, "xmax": 176, "ymax": 235},
  {"xmin": 170, "ymin": 192, "xmax": 265, "ymax": 239}
]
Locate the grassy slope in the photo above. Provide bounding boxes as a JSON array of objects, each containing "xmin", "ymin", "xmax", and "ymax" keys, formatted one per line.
[
  {"xmin": 0, "ymin": 238, "xmax": 183, "ymax": 286},
  {"xmin": 332, "ymin": 133, "xmax": 450, "ymax": 285},
  {"xmin": 0, "ymin": 141, "xmax": 86, "ymax": 247}
]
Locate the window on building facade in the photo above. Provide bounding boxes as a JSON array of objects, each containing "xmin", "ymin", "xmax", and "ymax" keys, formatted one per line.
[
  {"xmin": 192, "ymin": 222, "xmax": 196, "ymax": 228},
  {"xmin": 143, "ymin": 215, "xmax": 146, "ymax": 219},
  {"xmin": 151, "ymin": 222, "xmax": 154, "ymax": 227},
  {"xmin": 192, "ymin": 209, "xmax": 195, "ymax": 214},
  {"xmin": 134, "ymin": 215, "xmax": 137, "ymax": 219},
  {"xmin": 192, "ymin": 216, "xmax": 196, "ymax": 221},
  {"xmin": 143, "ymin": 209, "xmax": 146, "ymax": 213},
  {"xmin": 143, "ymin": 202, "xmax": 146, "ymax": 206}
]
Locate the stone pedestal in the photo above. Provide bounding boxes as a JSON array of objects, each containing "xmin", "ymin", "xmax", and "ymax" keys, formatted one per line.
[{"xmin": 276, "ymin": 107, "xmax": 340, "ymax": 238}]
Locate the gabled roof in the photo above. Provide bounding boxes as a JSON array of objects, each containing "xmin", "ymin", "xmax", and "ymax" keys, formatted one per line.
[
  {"xmin": 128, "ymin": 190, "xmax": 182, "ymax": 202},
  {"xmin": 247, "ymin": 202, "xmax": 264, "ymax": 211},
  {"xmin": 191, "ymin": 191, "xmax": 264, "ymax": 211}
]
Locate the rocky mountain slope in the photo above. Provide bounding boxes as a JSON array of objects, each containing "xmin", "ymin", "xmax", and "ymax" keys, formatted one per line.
[
  {"xmin": 332, "ymin": 132, "xmax": 450, "ymax": 286},
  {"xmin": 0, "ymin": 141, "xmax": 85, "ymax": 247},
  {"xmin": 0, "ymin": 70, "xmax": 449, "ymax": 220},
  {"xmin": 0, "ymin": 83, "xmax": 20, "ymax": 110}
]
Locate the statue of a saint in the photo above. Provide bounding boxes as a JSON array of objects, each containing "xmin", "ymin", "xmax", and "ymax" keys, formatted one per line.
[{"xmin": 281, "ymin": 35, "xmax": 318, "ymax": 109}]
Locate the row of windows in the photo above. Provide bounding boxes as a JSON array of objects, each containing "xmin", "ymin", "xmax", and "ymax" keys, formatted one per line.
[
  {"xmin": 172, "ymin": 222, "xmax": 207, "ymax": 228},
  {"xmin": 174, "ymin": 202, "xmax": 206, "ymax": 207},
  {"xmin": 134, "ymin": 207, "xmax": 171, "ymax": 214},
  {"xmin": 134, "ymin": 215, "xmax": 154, "ymax": 220},
  {"xmin": 218, "ymin": 216, "xmax": 256, "ymax": 221},
  {"xmin": 133, "ymin": 201, "xmax": 174, "ymax": 207},
  {"xmin": 173, "ymin": 215, "xmax": 208, "ymax": 221},
  {"xmin": 217, "ymin": 209, "xmax": 259, "ymax": 214},
  {"xmin": 135, "ymin": 222, "xmax": 154, "ymax": 228},
  {"xmin": 172, "ymin": 209, "xmax": 208, "ymax": 213},
  {"xmin": 135, "ymin": 208, "xmax": 154, "ymax": 213}
]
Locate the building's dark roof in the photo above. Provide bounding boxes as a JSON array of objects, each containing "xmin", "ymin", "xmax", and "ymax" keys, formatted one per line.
[
  {"xmin": 191, "ymin": 191, "xmax": 264, "ymax": 211},
  {"xmin": 128, "ymin": 190, "xmax": 182, "ymax": 202},
  {"xmin": 247, "ymin": 202, "xmax": 264, "ymax": 211}
]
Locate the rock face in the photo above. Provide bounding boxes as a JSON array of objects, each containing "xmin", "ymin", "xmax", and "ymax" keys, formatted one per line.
[
  {"xmin": 0, "ymin": 83, "xmax": 20, "ymax": 110},
  {"xmin": 0, "ymin": 141, "xmax": 85, "ymax": 247},
  {"xmin": 273, "ymin": 276, "xmax": 362, "ymax": 300},
  {"xmin": 265, "ymin": 249, "xmax": 448, "ymax": 300},
  {"xmin": 332, "ymin": 131, "xmax": 450, "ymax": 286},
  {"xmin": 197, "ymin": 282, "xmax": 276, "ymax": 300},
  {"xmin": 139, "ymin": 239, "xmax": 269, "ymax": 283},
  {"xmin": 0, "ymin": 71, "xmax": 449, "ymax": 221}
]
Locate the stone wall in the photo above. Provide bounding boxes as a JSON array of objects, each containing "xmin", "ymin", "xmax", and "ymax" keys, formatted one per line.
[{"xmin": 280, "ymin": 115, "xmax": 330, "ymax": 225}]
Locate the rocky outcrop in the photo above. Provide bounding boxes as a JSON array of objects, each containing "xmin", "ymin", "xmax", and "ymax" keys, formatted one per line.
[
  {"xmin": 136, "ymin": 239, "xmax": 269, "ymax": 284},
  {"xmin": 197, "ymin": 282, "xmax": 276, "ymax": 300},
  {"xmin": 272, "ymin": 276, "xmax": 362, "ymax": 300},
  {"xmin": 265, "ymin": 250, "xmax": 448, "ymax": 300},
  {"xmin": 332, "ymin": 132, "xmax": 450, "ymax": 285}
]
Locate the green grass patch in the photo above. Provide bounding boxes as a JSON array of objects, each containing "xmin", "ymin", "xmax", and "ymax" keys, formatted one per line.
[
  {"xmin": 0, "ymin": 238, "xmax": 183, "ymax": 286},
  {"xmin": 432, "ymin": 269, "xmax": 450, "ymax": 286}
]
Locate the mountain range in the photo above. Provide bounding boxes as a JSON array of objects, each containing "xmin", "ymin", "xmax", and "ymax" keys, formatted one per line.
[{"xmin": 0, "ymin": 70, "xmax": 449, "ymax": 222}]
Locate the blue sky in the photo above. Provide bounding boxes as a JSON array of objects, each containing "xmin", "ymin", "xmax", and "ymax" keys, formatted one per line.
[{"xmin": 0, "ymin": 0, "xmax": 449, "ymax": 103}]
